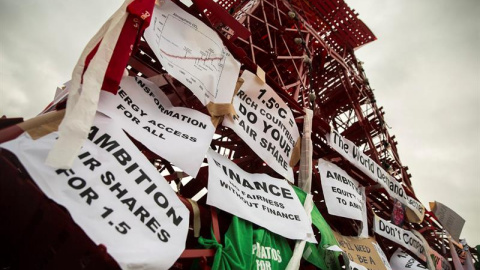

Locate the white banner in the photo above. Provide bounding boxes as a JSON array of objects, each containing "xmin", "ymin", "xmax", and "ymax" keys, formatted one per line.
[
  {"xmin": 390, "ymin": 248, "xmax": 428, "ymax": 270},
  {"xmin": 144, "ymin": 0, "xmax": 241, "ymax": 106},
  {"xmin": 98, "ymin": 76, "xmax": 215, "ymax": 177},
  {"xmin": 327, "ymin": 130, "xmax": 425, "ymax": 222},
  {"xmin": 223, "ymin": 70, "xmax": 300, "ymax": 182},
  {"xmin": 318, "ymin": 159, "xmax": 366, "ymax": 222},
  {"xmin": 373, "ymin": 215, "xmax": 426, "ymax": 261},
  {"xmin": 1, "ymin": 114, "xmax": 189, "ymax": 270},
  {"xmin": 206, "ymin": 149, "xmax": 315, "ymax": 242}
]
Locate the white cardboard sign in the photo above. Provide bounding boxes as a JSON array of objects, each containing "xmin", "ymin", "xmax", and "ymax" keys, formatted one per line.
[
  {"xmin": 206, "ymin": 149, "xmax": 315, "ymax": 242},
  {"xmin": 327, "ymin": 130, "xmax": 425, "ymax": 221},
  {"xmin": 318, "ymin": 159, "xmax": 366, "ymax": 222},
  {"xmin": 390, "ymin": 248, "xmax": 428, "ymax": 270},
  {"xmin": 1, "ymin": 114, "xmax": 189, "ymax": 270},
  {"xmin": 223, "ymin": 70, "xmax": 300, "ymax": 182},
  {"xmin": 373, "ymin": 215, "xmax": 426, "ymax": 261},
  {"xmin": 98, "ymin": 76, "xmax": 215, "ymax": 177},
  {"xmin": 144, "ymin": 0, "xmax": 241, "ymax": 105}
]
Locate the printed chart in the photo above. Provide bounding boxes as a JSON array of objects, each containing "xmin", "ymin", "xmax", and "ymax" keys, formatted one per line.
[{"xmin": 144, "ymin": 0, "xmax": 240, "ymax": 105}]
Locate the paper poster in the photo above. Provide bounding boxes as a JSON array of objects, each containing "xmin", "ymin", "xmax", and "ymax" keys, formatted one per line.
[
  {"xmin": 206, "ymin": 149, "xmax": 315, "ymax": 242},
  {"xmin": 334, "ymin": 231, "xmax": 391, "ymax": 270},
  {"xmin": 391, "ymin": 198, "xmax": 406, "ymax": 226},
  {"xmin": 144, "ymin": 0, "xmax": 241, "ymax": 105},
  {"xmin": 223, "ymin": 70, "xmax": 300, "ymax": 182},
  {"xmin": 98, "ymin": 76, "xmax": 215, "ymax": 177},
  {"xmin": 327, "ymin": 130, "xmax": 425, "ymax": 222},
  {"xmin": 373, "ymin": 215, "xmax": 426, "ymax": 261},
  {"xmin": 318, "ymin": 159, "xmax": 366, "ymax": 222},
  {"xmin": 0, "ymin": 114, "xmax": 189, "ymax": 269},
  {"xmin": 429, "ymin": 201, "xmax": 465, "ymax": 241},
  {"xmin": 390, "ymin": 248, "xmax": 428, "ymax": 270}
]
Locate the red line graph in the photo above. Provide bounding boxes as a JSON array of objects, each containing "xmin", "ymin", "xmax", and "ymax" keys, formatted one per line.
[{"xmin": 160, "ymin": 49, "xmax": 223, "ymax": 61}]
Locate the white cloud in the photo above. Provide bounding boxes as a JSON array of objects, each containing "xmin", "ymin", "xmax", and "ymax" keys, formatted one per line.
[{"xmin": 0, "ymin": 0, "xmax": 121, "ymax": 118}]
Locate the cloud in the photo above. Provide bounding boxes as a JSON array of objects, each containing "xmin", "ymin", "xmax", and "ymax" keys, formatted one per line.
[{"xmin": 0, "ymin": 0, "xmax": 121, "ymax": 118}]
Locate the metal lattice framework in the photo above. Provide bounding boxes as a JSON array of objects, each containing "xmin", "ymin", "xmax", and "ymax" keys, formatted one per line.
[
  {"xmin": 125, "ymin": 0, "xmax": 455, "ymax": 266},
  {"xmin": 0, "ymin": 0, "xmax": 468, "ymax": 269}
]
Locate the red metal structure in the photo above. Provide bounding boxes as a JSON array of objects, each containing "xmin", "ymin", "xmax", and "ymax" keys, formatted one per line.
[{"xmin": 0, "ymin": 0, "xmax": 470, "ymax": 269}]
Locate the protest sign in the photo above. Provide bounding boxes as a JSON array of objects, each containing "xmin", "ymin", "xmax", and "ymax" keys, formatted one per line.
[
  {"xmin": 206, "ymin": 149, "xmax": 315, "ymax": 242},
  {"xmin": 390, "ymin": 248, "xmax": 428, "ymax": 270},
  {"xmin": 334, "ymin": 231, "xmax": 391, "ymax": 270},
  {"xmin": 327, "ymin": 130, "xmax": 425, "ymax": 222},
  {"xmin": 0, "ymin": 114, "xmax": 189, "ymax": 269},
  {"xmin": 373, "ymin": 215, "xmax": 426, "ymax": 261},
  {"xmin": 144, "ymin": 0, "xmax": 240, "ymax": 106},
  {"xmin": 98, "ymin": 76, "xmax": 215, "ymax": 177},
  {"xmin": 223, "ymin": 70, "xmax": 300, "ymax": 182},
  {"xmin": 318, "ymin": 159, "xmax": 366, "ymax": 222},
  {"xmin": 429, "ymin": 201, "xmax": 465, "ymax": 241},
  {"xmin": 429, "ymin": 247, "xmax": 452, "ymax": 270}
]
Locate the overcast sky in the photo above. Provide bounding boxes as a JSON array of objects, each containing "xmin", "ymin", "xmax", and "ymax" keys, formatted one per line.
[
  {"xmin": 345, "ymin": 0, "xmax": 480, "ymax": 244},
  {"xmin": 1, "ymin": 0, "xmax": 479, "ymax": 245}
]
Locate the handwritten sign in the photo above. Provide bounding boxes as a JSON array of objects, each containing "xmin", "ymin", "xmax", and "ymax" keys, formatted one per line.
[
  {"xmin": 334, "ymin": 231, "xmax": 392, "ymax": 270},
  {"xmin": 0, "ymin": 114, "xmax": 189, "ymax": 269},
  {"xmin": 429, "ymin": 201, "xmax": 465, "ymax": 241}
]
